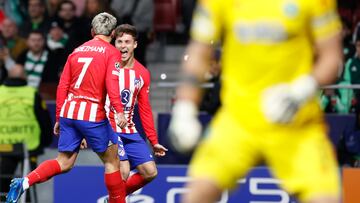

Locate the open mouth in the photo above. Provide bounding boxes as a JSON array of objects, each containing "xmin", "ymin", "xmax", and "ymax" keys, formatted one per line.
[{"xmin": 121, "ymin": 50, "xmax": 128, "ymax": 58}]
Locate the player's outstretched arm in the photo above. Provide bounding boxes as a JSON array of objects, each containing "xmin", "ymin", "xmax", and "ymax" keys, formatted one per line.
[
  {"xmin": 169, "ymin": 41, "xmax": 213, "ymax": 153},
  {"xmin": 261, "ymin": 33, "xmax": 342, "ymax": 124}
]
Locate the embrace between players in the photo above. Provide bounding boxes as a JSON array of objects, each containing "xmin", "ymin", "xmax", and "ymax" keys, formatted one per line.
[{"xmin": 6, "ymin": 12, "xmax": 167, "ymax": 203}]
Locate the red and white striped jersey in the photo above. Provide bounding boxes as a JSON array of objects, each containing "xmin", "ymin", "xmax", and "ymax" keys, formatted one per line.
[
  {"xmin": 106, "ymin": 60, "xmax": 158, "ymax": 145},
  {"xmin": 56, "ymin": 37, "xmax": 123, "ymax": 122}
]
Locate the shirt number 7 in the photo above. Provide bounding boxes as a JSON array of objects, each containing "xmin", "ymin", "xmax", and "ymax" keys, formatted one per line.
[{"xmin": 75, "ymin": 57, "xmax": 93, "ymax": 89}]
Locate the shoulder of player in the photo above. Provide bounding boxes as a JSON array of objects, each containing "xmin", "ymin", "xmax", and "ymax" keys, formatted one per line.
[
  {"xmin": 134, "ymin": 60, "xmax": 149, "ymax": 73},
  {"xmin": 106, "ymin": 44, "xmax": 121, "ymax": 55}
]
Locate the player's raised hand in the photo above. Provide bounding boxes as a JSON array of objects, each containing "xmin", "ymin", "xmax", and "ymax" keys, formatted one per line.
[
  {"xmin": 53, "ymin": 122, "xmax": 60, "ymax": 136},
  {"xmin": 261, "ymin": 75, "xmax": 318, "ymax": 124},
  {"xmin": 153, "ymin": 144, "xmax": 168, "ymax": 156},
  {"xmin": 115, "ymin": 112, "xmax": 127, "ymax": 128},
  {"xmin": 168, "ymin": 100, "xmax": 202, "ymax": 153}
]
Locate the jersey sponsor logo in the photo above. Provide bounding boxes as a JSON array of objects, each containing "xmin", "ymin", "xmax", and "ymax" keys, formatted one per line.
[
  {"xmin": 67, "ymin": 93, "xmax": 99, "ymax": 102},
  {"xmin": 121, "ymin": 89, "xmax": 131, "ymax": 105},
  {"xmin": 234, "ymin": 21, "xmax": 288, "ymax": 43}
]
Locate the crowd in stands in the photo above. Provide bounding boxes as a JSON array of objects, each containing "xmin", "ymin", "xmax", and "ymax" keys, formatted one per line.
[
  {"xmin": 319, "ymin": 0, "xmax": 360, "ymax": 114},
  {"xmin": 0, "ymin": 0, "xmax": 164, "ymax": 99}
]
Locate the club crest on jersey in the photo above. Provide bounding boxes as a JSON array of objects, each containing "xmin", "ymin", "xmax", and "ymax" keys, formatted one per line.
[
  {"xmin": 115, "ymin": 62, "xmax": 121, "ymax": 71},
  {"xmin": 283, "ymin": 2, "xmax": 299, "ymax": 18},
  {"xmin": 121, "ymin": 89, "xmax": 131, "ymax": 105},
  {"xmin": 134, "ymin": 78, "xmax": 141, "ymax": 89}
]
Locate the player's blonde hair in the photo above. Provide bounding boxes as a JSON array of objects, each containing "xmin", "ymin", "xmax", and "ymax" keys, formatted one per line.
[{"xmin": 91, "ymin": 12, "xmax": 117, "ymax": 36}]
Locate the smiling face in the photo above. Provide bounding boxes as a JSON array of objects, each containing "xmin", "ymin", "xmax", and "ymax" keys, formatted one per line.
[{"xmin": 115, "ymin": 33, "xmax": 137, "ymax": 64}]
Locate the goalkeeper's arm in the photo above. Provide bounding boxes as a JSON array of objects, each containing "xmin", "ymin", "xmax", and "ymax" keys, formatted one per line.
[
  {"xmin": 168, "ymin": 40, "xmax": 215, "ymax": 153},
  {"xmin": 262, "ymin": 33, "xmax": 342, "ymax": 124}
]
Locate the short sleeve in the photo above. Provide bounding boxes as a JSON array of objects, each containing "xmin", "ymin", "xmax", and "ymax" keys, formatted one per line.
[
  {"xmin": 190, "ymin": 0, "xmax": 223, "ymax": 44},
  {"xmin": 309, "ymin": 0, "xmax": 341, "ymax": 42}
]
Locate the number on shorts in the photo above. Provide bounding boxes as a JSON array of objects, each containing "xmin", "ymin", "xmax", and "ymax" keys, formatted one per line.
[{"xmin": 75, "ymin": 57, "xmax": 93, "ymax": 89}]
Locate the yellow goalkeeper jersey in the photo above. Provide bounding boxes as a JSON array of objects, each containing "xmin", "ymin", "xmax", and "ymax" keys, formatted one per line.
[{"xmin": 191, "ymin": 0, "xmax": 341, "ymax": 128}]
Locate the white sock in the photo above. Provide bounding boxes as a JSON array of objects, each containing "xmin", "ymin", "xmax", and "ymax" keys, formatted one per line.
[{"xmin": 23, "ymin": 177, "xmax": 29, "ymax": 190}]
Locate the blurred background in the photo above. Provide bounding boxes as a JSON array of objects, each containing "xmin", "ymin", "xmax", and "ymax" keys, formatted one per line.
[{"xmin": 0, "ymin": 0, "xmax": 360, "ymax": 202}]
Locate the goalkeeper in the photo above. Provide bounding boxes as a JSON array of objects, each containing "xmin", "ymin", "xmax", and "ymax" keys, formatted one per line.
[{"xmin": 169, "ymin": 0, "xmax": 343, "ymax": 202}]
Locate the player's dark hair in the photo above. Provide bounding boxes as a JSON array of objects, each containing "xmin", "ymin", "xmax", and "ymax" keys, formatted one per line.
[{"xmin": 114, "ymin": 24, "xmax": 138, "ymax": 40}]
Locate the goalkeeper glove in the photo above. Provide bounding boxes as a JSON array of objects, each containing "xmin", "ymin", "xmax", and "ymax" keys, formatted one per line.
[
  {"xmin": 168, "ymin": 100, "xmax": 202, "ymax": 153},
  {"xmin": 261, "ymin": 75, "xmax": 318, "ymax": 124}
]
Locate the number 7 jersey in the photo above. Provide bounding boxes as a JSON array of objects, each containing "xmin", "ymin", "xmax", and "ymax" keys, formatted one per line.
[{"xmin": 56, "ymin": 37, "xmax": 123, "ymax": 122}]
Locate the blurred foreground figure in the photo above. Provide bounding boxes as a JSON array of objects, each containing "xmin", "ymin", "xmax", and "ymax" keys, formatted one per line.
[{"xmin": 169, "ymin": 0, "xmax": 343, "ymax": 203}]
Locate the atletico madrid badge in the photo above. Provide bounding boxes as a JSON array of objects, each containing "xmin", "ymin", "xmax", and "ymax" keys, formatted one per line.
[{"xmin": 115, "ymin": 62, "xmax": 121, "ymax": 70}]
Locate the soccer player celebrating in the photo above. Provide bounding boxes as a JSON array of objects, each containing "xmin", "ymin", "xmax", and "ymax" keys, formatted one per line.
[
  {"xmin": 6, "ymin": 13, "xmax": 127, "ymax": 203},
  {"xmin": 169, "ymin": 0, "xmax": 343, "ymax": 203},
  {"xmin": 106, "ymin": 24, "xmax": 168, "ymax": 195}
]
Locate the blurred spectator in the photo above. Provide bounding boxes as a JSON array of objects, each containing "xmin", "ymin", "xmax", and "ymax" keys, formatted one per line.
[
  {"xmin": 81, "ymin": 0, "xmax": 112, "ymax": 51},
  {"xmin": 0, "ymin": 18, "xmax": 27, "ymax": 84},
  {"xmin": 342, "ymin": 18, "xmax": 356, "ymax": 62},
  {"xmin": 47, "ymin": 21, "xmax": 68, "ymax": 52},
  {"xmin": 337, "ymin": 0, "xmax": 357, "ymax": 26},
  {"xmin": 0, "ymin": 18, "xmax": 27, "ymax": 60},
  {"xmin": 343, "ymin": 37, "xmax": 360, "ymax": 102},
  {"xmin": 46, "ymin": 0, "xmax": 64, "ymax": 17},
  {"xmin": 16, "ymin": 30, "xmax": 65, "ymax": 89},
  {"xmin": 0, "ymin": 47, "xmax": 13, "ymax": 84},
  {"xmin": 0, "ymin": 0, "xmax": 27, "ymax": 25},
  {"xmin": 83, "ymin": 0, "xmax": 113, "ymax": 20},
  {"xmin": 199, "ymin": 48, "xmax": 221, "ymax": 115},
  {"xmin": 71, "ymin": 0, "xmax": 86, "ymax": 16},
  {"xmin": 320, "ymin": 88, "xmax": 352, "ymax": 114},
  {"xmin": 111, "ymin": 0, "xmax": 154, "ymax": 66},
  {"xmin": 0, "ymin": 65, "xmax": 52, "ymax": 200},
  {"xmin": 20, "ymin": 0, "xmax": 52, "ymax": 38},
  {"xmin": 54, "ymin": 0, "xmax": 91, "ymax": 54}
]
